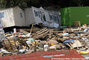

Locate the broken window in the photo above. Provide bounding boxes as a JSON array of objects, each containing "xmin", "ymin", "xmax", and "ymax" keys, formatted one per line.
[
  {"xmin": 49, "ymin": 14, "xmax": 52, "ymax": 20},
  {"xmin": 0, "ymin": 12, "xmax": 4, "ymax": 18},
  {"xmin": 43, "ymin": 15, "xmax": 46, "ymax": 21},
  {"xmin": 34, "ymin": 10, "xmax": 38, "ymax": 16},
  {"xmin": 20, "ymin": 13, "xmax": 23, "ymax": 18},
  {"xmin": 34, "ymin": 10, "xmax": 42, "ymax": 18},
  {"xmin": 49, "ymin": 14, "xmax": 59, "ymax": 23}
]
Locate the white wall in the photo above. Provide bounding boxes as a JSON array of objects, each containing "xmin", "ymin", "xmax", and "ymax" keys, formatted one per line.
[
  {"xmin": 13, "ymin": 7, "xmax": 25, "ymax": 26},
  {"xmin": 24, "ymin": 8, "xmax": 36, "ymax": 26},
  {"xmin": 0, "ymin": 8, "xmax": 15, "ymax": 27},
  {"xmin": 0, "ymin": 7, "xmax": 26, "ymax": 27},
  {"xmin": 0, "ymin": 6, "xmax": 60, "ymax": 27}
]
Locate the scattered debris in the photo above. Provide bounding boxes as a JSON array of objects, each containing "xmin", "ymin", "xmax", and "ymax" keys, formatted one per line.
[{"xmin": 1, "ymin": 24, "xmax": 89, "ymax": 56}]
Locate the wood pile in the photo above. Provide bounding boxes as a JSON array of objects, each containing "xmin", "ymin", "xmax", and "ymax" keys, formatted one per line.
[{"xmin": 32, "ymin": 28, "xmax": 54, "ymax": 39}]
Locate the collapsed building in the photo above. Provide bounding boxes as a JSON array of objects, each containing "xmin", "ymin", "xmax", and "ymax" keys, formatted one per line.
[
  {"xmin": 25, "ymin": 6, "xmax": 60, "ymax": 28},
  {"xmin": 0, "ymin": 6, "xmax": 61, "ymax": 28}
]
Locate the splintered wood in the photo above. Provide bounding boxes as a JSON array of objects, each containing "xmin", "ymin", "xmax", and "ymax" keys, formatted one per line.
[{"xmin": 32, "ymin": 28, "xmax": 54, "ymax": 39}]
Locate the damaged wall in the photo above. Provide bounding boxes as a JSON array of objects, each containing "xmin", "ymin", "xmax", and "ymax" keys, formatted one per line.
[
  {"xmin": 0, "ymin": 8, "xmax": 15, "ymax": 27},
  {"xmin": 24, "ymin": 7, "xmax": 43, "ymax": 26},
  {"xmin": 24, "ymin": 7, "xmax": 61, "ymax": 28},
  {"xmin": 0, "ymin": 6, "xmax": 61, "ymax": 28},
  {"xmin": 13, "ymin": 7, "xmax": 25, "ymax": 26},
  {"xmin": 0, "ymin": 6, "xmax": 25, "ymax": 27}
]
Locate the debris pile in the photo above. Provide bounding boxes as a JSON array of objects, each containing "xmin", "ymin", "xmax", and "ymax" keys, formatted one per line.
[{"xmin": 0, "ymin": 25, "xmax": 89, "ymax": 56}]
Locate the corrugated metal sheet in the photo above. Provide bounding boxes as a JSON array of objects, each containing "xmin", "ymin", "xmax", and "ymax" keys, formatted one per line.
[{"xmin": 0, "ymin": 50, "xmax": 86, "ymax": 60}]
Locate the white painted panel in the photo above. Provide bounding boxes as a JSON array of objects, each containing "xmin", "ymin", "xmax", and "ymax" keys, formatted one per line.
[
  {"xmin": 13, "ymin": 7, "xmax": 25, "ymax": 26},
  {"xmin": 0, "ymin": 8, "xmax": 15, "ymax": 27},
  {"xmin": 24, "ymin": 8, "xmax": 36, "ymax": 26}
]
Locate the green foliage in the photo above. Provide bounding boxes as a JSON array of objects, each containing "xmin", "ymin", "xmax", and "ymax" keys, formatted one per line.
[
  {"xmin": 0, "ymin": 0, "xmax": 7, "ymax": 8},
  {"xmin": 0, "ymin": 0, "xmax": 89, "ymax": 8}
]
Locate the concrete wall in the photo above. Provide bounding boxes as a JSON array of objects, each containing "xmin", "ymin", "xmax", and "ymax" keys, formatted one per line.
[
  {"xmin": 46, "ymin": 10, "xmax": 61, "ymax": 25},
  {"xmin": 13, "ymin": 7, "xmax": 25, "ymax": 26},
  {"xmin": 24, "ymin": 7, "xmax": 60, "ymax": 27},
  {"xmin": 0, "ymin": 8, "xmax": 15, "ymax": 27},
  {"xmin": 0, "ymin": 7, "xmax": 25, "ymax": 27},
  {"xmin": 0, "ymin": 6, "xmax": 61, "ymax": 27},
  {"xmin": 24, "ymin": 8, "xmax": 36, "ymax": 26},
  {"xmin": 25, "ymin": 7, "xmax": 44, "ymax": 26},
  {"xmin": 32, "ymin": 7, "xmax": 43, "ymax": 24}
]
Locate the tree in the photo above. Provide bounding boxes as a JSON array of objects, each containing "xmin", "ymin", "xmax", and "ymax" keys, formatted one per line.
[
  {"xmin": 6, "ymin": 0, "xmax": 28, "ymax": 8},
  {"xmin": 0, "ymin": 0, "xmax": 7, "ymax": 8},
  {"xmin": 0, "ymin": 0, "xmax": 89, "ymax": 8}
]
